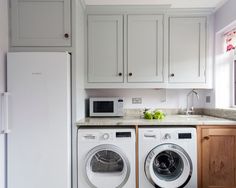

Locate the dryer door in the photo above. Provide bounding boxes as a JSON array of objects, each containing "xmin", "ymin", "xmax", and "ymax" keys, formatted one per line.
[
  {"xmin": 145, "ymin": 144, "xmax": 192, "ymax": 188},
  {"xmin": 84, "ymin": 144, "xmax": 130, "ymax": 188}
]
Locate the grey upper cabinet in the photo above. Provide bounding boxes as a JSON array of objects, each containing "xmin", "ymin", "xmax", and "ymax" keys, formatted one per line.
[
  {"xmin": 168, "ymin": 17, "xmax": 206, "ymax": 83},
  {"xmin": 85, "ymin": 7, "xmax": 212, "ymax": 88},
  {"xmin": 10, "ymin": 0, "xmax": 71, "ymax": 46},
  {"xmin": 127, "ymin": 15, "xmax": 163, "ymax": 83},
  {"xmin": 87, "ymin": 15, "xmax": 123, "ymax": 83}
]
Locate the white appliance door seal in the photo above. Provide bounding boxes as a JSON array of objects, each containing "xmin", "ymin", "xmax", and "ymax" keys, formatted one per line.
[
  {"xmin": 84, "ymin": 144, "xmax": 130, "ymax": 188},
  {"xmin": 145, "ymin": 143, "xmax": 192, "ymax": 188}
]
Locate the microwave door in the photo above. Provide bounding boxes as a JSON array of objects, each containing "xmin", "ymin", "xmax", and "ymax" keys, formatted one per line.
[
  {"xmin": 92, "ymin": 101, "xmax": 116, "ymax": 116},
  {"xmin": 93, "ymin": 101, "xmax": 114, "ymax": 113}
]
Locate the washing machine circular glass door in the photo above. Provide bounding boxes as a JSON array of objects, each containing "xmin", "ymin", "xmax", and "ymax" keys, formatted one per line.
[
  {"xmin": 84, "ymin": 144, "xmax": 130, "ymax": 188},
  {"xmin": 145, "ymin": 144, "xmax": 192, "ymax": 188}
]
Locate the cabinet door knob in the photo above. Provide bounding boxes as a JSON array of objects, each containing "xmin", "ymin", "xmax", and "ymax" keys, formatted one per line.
[
  {"xmin": 118, "ymin": 72, "xmax": 122, "ymax": 76},
  {"xmin": 203, "ymin": 136, "xmax": 210, "ymax": 140},
  {"xmin": 129, "ymin": 73, "xmax": 132, "ymax": 76},
  {"xmin": 170, "ymin": 73, "xmax": 175, "ymax": 77},
  {"xmin": 64, "ymin": 33, "xmax": 69, "ymax": 38}
]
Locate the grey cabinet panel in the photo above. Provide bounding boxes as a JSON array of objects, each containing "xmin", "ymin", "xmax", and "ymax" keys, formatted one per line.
[
  {"xmin": 88, "ymin": 15, "xmax": 123, "ymax": 83},
  {"xmin": 168, "ymin": 17, "xmax": 206, "ymax": 83},
  {"xmin": 11, "ymin": 0, "xmax": 71, "ymax": 46},
  {"xmin": 127, "ymin": 15, "xmax": 163, "ymax": 83}
]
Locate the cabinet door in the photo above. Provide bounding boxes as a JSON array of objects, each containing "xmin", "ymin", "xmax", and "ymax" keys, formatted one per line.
[
  {"xmin": 169, "ymin": 17, "xmax": 206, "ymax": 83},
  {"xmin": 88, "ymin": 15, "xmax": 123, "ymax": 83},
  {"xmin": 201, "ymin": 128, "xmax": 236, "ymax": 188},
  {"xmin": 127, "ymin": 15, "xmax": 163, "ymax": 83},
  {"xmin": 11, "ymin": 0, "xmax": 71, "ymax": 46}
]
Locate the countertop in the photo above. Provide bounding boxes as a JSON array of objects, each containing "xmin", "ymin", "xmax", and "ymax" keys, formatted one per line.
[{"xmin": 76, "ymin": 115, "xmax": 236, "ymax": 127}]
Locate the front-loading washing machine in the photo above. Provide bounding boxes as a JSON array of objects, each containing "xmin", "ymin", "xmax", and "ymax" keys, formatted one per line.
[
  {"xmin": 78, "ymin": 128, "xmax": 136, "ymax": 188},
  {"xmin": 139, "ymin": 127, "xmax": 197, "ymax": 188}
]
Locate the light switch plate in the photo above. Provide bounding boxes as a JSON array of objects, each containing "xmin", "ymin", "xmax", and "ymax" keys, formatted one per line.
[{"xmin": 132, "ymin": 98, "xmax": 142, "ymax": 104}]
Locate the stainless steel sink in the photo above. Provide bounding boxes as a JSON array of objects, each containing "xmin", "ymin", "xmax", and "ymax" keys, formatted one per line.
[
  {"xmin": 177, "ymin": 115, "xmax": 205, "ymax": 118},
  {"xmin": 177, "ymin": 115, "xmax": 211, "ymax": 121}
]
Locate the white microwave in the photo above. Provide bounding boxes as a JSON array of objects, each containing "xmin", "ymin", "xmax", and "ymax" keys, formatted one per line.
[{"xmin": 89, "ymin": 97, "xmax": 124, "ymax": 117}]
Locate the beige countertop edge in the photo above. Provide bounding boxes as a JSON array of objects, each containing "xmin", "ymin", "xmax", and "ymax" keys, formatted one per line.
[
  {"xmin": 76, "ymin": 116, "xmax": 236, "ymax": 127},
  {"xmin": 76, "ymin": 123, "xmax": 236, "ymax": 127}
]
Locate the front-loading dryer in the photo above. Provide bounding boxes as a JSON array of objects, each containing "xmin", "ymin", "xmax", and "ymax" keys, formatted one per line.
[
  {"xmin": 78, "ymin": 128, "xmax": 136, "ymax": 188},
  {"xmin": 139, "ymin": 127, "xmax": 197, "ymax": 188}
]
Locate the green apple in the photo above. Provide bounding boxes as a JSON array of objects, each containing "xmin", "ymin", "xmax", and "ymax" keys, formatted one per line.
[
  {"xmin": 144, "ymin": 111, "xmax": 153, "ymax": 120},
  {"xmin": 153, "ymin": 110, "xmax": 165, "ymax": 120}
]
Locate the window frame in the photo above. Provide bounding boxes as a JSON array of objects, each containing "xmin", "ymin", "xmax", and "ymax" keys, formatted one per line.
[{"xmin": 232, "ymin": 52, "xmax": 236, "ymax": 108}]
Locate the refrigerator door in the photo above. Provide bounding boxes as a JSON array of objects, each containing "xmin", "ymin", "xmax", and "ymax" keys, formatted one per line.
[
  {"xmin": 0, "ymin": 134, "xmax": 6, "ymax": 188},
  {"xmin": 7, "ymin": 52, "xmax": 71, "ymax": 188}
]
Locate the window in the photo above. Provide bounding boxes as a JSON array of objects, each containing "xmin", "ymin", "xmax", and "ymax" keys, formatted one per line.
[
  {"xmin": 224, "ymin": 29, "xmax": 236, "ymax": 107},
  {"xmin": 225, "ymin": 29, "xmax": 236, "ymax": 52},
  {"xmin": 215, "ymin": 28, "xmax": 236, "ymax": 108}
]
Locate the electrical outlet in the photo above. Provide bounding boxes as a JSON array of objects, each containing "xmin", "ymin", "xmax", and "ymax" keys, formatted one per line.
[
  {"xmin": 206, "ymin": 96, "xmax": 211, "ymax": 103},
  {"xmin": 132, "ymin": 98, "xmax": 142, "ymax": 104}
]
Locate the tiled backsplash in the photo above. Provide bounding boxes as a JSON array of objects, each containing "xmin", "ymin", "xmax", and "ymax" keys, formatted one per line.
[
  {"xmin": 124, "ymin": 108, "xmax": 236, "ymax": 120},
  {"xmin": 203, "ymin": 108, "xmax": 236, "ymax": 120},
  {"xmin": 124, "ymin": 108, "xmax": 204, "ymax": 117}
]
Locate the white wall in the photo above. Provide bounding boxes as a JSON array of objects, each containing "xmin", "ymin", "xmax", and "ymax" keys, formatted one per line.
[
  {"xmin": 215, "ymin": 0, "xmax": 236, "ymax": 33},
  {"xmin": 0, "ymin": 0, "xmax": 8, "ymax": 92},
  {"xmin": 0, "ymin": 0, "xmax": 8, "ymax": 187},
  {"xmin": 86, "ymin": 89, "xmax": 206, "ymax": 110},
  {"xmin": 72, "ymin": 1, "xmax": 86, "ymax": 188}
]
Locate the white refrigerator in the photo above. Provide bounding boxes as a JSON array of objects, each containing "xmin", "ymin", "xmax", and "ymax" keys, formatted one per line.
[{"xmin": 1, "ymin": 52, "xmax": 71, "ymax": 188}]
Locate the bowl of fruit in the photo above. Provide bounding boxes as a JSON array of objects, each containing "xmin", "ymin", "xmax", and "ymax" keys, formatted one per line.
[{"xmin": 143, "ymin": 109, "xmax": 165, "ymax": 120}]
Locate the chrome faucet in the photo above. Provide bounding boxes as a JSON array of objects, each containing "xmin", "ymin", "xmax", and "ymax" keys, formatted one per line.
[{"xmin": 186, "ymin": 89, "xmax": 199, "ymax": 115}]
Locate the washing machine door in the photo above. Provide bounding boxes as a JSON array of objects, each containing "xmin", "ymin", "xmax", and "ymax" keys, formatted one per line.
[
  {"xmin": 145, "ymin": 144, "xmax": 192, "ymax": 188},
  {"xmin": 84, "ymin": 144, "xmax": 130, "ymax": 188}
]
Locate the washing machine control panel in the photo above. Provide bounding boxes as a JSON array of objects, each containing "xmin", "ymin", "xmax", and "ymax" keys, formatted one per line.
[
  {"xmin": 161, "ymin": 131, "xmax": 192, "ymax": 141},
  {"xmin": 163, "ymin": 133, "xmax": 171, "ymax": 140}
]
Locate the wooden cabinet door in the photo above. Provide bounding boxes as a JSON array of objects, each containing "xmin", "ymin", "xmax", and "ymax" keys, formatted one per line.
[
  {"xmin": 87, "ymin": 15, "xmax": 123, "ymax": 83},
  {"xmin": 168, "ymin": 17, "xmax": 206, "ymax": 83},
  {"xmin": 127, "ymin": 15, "xmax": 163, "ymax": 83},
  {"xmin": 201, "ymin": 128, "xmax": 236, "ymax": 188},
  {"xmin": 10, "ymin": 0, "xmax": 71, "ymax": 46}
]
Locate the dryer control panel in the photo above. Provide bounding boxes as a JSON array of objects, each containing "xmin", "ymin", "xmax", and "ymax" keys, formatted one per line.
[{"xmin": 78, "ymin": 128, "xmax": 135, "ymax": 143}]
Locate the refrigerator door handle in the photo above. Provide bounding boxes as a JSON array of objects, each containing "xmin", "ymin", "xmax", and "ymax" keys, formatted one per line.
[{"xmin": 1, "ymin": 92, "xmax": 10, "ymax": 134}]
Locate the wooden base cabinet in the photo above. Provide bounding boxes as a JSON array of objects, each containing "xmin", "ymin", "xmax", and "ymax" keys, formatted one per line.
[{"xmin": 199, "ymin": 127, "xmax": 236, "ymax": 188}]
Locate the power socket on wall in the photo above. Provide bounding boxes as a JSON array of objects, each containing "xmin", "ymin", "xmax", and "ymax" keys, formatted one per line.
[
  {"xmin": 206, "ymin": 96, "xmax": 211, "ymax": 103},
  {"xmin": 132, "ymin": 98, "xmax": 142, "ymax": 104}
]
